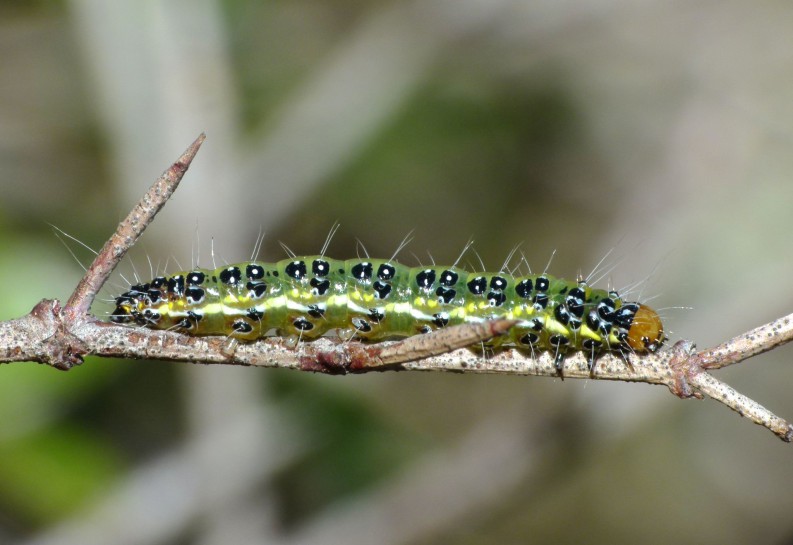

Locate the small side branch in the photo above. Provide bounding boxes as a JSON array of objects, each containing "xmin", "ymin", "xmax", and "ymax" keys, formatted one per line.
[
  {"xmin": 0, "ymin": 134, "xmax": 790, "ymax": 443},
  {"xmin": 687, "ymin": 372, "xmax": 793, "ymax": 442},
  {"xmin": 695, "ymin": 312, "xmax": 793, "ymax": 369},
  {"xmin": 63, "ymin": 134, "xmax": 206, "ymax": 323}
]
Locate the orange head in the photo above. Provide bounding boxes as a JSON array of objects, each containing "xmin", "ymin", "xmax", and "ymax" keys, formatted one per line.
[{"xmin": 625, "ymin": 303, "xmax": 665, "ymax": 352}]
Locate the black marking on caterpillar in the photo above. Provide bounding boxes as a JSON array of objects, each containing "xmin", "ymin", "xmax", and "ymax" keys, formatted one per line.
[{"xmin": 111, "ymin": 257, "xmax": 666, "ymax": 372}]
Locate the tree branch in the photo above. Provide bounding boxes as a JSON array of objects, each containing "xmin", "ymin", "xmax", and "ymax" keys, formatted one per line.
[
  {"xmin": 695, "ymin": 313, "xmax": 793, "ymax": 369},
  {"xmin": 0, "ymin": 134, "xmax": 790, "ymax": 443}
]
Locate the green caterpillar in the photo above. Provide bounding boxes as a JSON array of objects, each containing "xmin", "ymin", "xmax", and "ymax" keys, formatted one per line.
[{"xmin": 111, "ymin": 257, "xmax": 665, "ymax": 369}]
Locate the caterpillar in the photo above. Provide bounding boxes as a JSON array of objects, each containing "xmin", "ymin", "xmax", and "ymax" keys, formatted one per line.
[{"xmin": 110, "ymin": 256, "xmax": 666, "ymax": 371}]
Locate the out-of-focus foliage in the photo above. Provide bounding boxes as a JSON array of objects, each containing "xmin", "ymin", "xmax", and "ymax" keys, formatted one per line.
[{"xmin": 0, "ymin": 425, "xmax": 123, "ymax": 525}]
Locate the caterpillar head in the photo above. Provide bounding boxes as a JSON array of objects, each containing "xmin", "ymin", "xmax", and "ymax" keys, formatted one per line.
[{"xmin": 625, "ymin": 303, "xmax": 665, "ymax": 353}]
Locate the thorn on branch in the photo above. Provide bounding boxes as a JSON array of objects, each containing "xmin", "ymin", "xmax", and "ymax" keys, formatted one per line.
[{"xmin": 63, "ymin": 134, "xmax": 206, "ymax": 324}]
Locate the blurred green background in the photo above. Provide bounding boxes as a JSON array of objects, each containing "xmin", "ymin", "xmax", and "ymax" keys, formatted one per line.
[{"xmin": 1, "ymin": 1, "xmax": 793, "ymax": 544}]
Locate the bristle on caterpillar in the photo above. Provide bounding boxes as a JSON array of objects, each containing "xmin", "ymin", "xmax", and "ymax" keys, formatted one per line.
[{"xmin": 110, "ymin": 257, "xmax": 665, "ymax": 370}]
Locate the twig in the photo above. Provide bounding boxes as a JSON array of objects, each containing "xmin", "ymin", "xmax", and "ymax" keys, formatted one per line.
[
  {"xmin": 686, "ymin": 371, "xmax": 793, "ymax": 441},
  {"xmin": 0, "ymin": 134, "xmax": 791, "ymax": 442},
  {"xmin": 63, "ymin": 133, "xmax": 206, "ymax": 323},
  {"xmin": 695, "ymin": 312, "xmax": 793, "ymax": 369}
]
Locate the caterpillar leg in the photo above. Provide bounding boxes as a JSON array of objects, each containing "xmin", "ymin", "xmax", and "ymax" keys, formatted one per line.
[
  {"xmin": 337, "ymin": 328, "xmax": 355, "ymax": 342},
  {"xmin": 582, "ymin": 340, "xmax": 602, "ymax": 377},
  {"xmin": 550, "ymin": 335, "xmax": 570, "ymax": 378},
  {"xmin": 222, "ymin": 337, "xmax": 239, "ymax": 358},
  {"xmin": 553, "ymin": 349, "xmax": 567, "ymax": 378},
  {"xmin": 616, "ymin": 347, "xmax": 635, "ymax": 373},
  {"xmin": 281, "ymin": 334, "xmax": 301, "ymax": 349}
]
